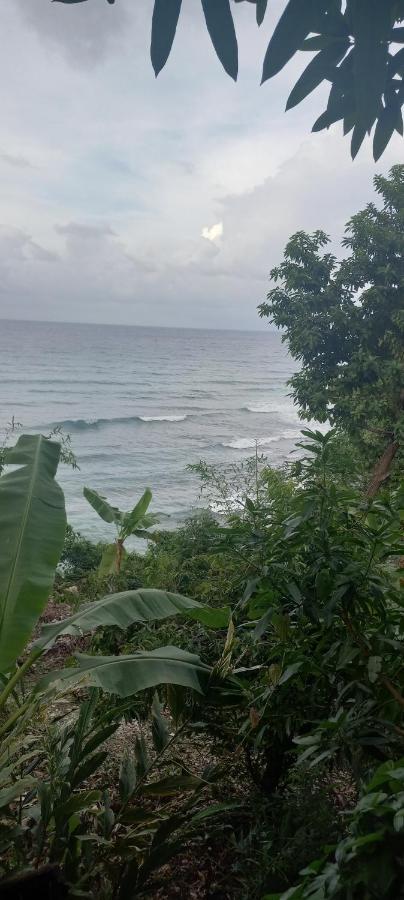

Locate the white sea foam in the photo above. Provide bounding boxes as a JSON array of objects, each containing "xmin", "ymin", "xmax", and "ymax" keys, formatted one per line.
[
  {"xmin": 209, "ymin": 493, "xmax": 243, "ymax": 514},
  {"xmin": 139, "ymin": 415, "xmax": 187, "ymax": 422},
  {"xmin": 244, "ymin": 401, "xmax": 299, "ymax": 417},
  {"xmin": 223, "ymin": 429, "xmax": 302, "ymax": 450}
]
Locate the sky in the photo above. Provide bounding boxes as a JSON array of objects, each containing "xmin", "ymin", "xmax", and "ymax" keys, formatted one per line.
[{"xmin": 0, "ymin": 0, "xmax": 402, "ymax": 331}]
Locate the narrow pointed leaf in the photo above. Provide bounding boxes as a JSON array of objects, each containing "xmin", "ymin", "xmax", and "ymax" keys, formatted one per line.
[
  {"xmin": 122, "ymin": 487, "xmax": 152, "ymax": 537},
  {"xmin": 256, "ymin": 0, "xmax": 268, "ymax": 26},
  {"xmin": 0, "ymin": 435, "xmax": 66, "ymax": 673},
  {"xmin": 33, "ymin": 589, "xmax": 203, "ymax": 652},
  {"xmin": 373, "ymin": 95, "xmax": 402, "ymax": 159},
  {"xmin": 262, "ymin": 0, "xmax": 325, "ymax": 83},
  {"xmin": 142, "ymin": 774, "xmax": 203, "ymax": 796},
  {"xmin": 286, "ymin": 40, "xmax": 350, "ymax": 110},
  {"xmin": 151, "ymin": 693, "xmax": 170, "ymax": 751},
  {"xmin": 37, "ymin": 646, "xmax": 211, "ymax": 697},
  {"xmin": 351, "ymin": 0, "xmax": 392, "ymax": 133},
  {"xmin": 119, "ymin": 754, "xmax": 137, "ymax": 803},
  {"xmin": 0, "ymin": 777, "xmax": 37, "ymax": 809},
  {"xmin": 351, "ymin": 121, "xmax": 367, "ymax": 159},
  {"xmin": 83, "ymin": 486, "xmax": 121, "ymax": 525},
  {"xmin": 201, "ymin": 0, "xmax": 238, "ymax": 81},
  {"xmin": 151, "ymin": 0, "xmax": 182, "ymax": 76}
]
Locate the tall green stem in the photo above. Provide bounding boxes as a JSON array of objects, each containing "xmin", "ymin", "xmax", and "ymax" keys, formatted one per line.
[{"xmin": 0, "ymin": 649, "xmax": 41, "ymax": 712}]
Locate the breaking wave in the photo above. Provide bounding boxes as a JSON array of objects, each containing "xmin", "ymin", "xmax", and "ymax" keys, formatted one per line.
[
  {"xmin": 222, "ymin": 429, "xmax": 302, "ymax": 450},
  {"xmin": 41, "ymin": 414, "xmax": 188, "ymax": 431}
]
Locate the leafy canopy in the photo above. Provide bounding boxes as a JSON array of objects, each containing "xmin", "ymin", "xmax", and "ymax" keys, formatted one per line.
[
  {"xmin": 54, "ymin": 0, "xmax": 404, "ymax": 159},
  {"xmin": 258, "ymin": 165, "xmax": 404, "ymax": 468}
]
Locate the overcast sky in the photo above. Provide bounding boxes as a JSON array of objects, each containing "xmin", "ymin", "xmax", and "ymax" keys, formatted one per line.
[{"xmin": 0, "ymin": 0, "xmax": 402, "ymax": 330}]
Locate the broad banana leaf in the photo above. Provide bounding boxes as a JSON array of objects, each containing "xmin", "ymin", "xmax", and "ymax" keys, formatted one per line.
[
  {"xmin": 122, "ymin": 487, "xmax": 152, "ymax": 538},
  {"xmin": 37, "ymin": 646, "xmax": 211, "ymax": 696},
  {"xmin": 33, "ymin": 588, "xmax": 203, "ymax": 652},
  {"xmin": 83, "ymin": 487, "xmax": 121, "ymax": 525},
  {"xmin": 0, "ymin": 435, "xmax": 66, "ymax": 673}
]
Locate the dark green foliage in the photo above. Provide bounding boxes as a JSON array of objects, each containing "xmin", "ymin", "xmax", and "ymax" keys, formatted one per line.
[
  {"xmin": 232, "ymin": 432, "xmax": 403, "ymax": 787},
  {"xmin": 259, "ymin": 167, "xmax": 404, "ymax": 474},
  {"xmin": 232, "ymin": 766, "xmax": 342, "ymax": 896},
  {"xmin": 201, "ymin": 0, "xmax": 238, "ymax": 81},
  {"xmin": 54, "ymin": 0, "xmax": 404, "ymax": 158},
  {"xmin": 59, "ymin": 524, "xmax": 103, "ymax": 581},
  {"xmin": 275, "ymin": 758, "xmax": 404, "ymax": 899},
  {"xmin": 151, "ymin": 0, "xmax": 182, "ymax": 77}
]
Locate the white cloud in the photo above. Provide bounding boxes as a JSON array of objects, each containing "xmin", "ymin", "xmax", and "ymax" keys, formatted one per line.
[{"xmin": 202, "ymin": 221, "xmax": 223, "ymax": 242}]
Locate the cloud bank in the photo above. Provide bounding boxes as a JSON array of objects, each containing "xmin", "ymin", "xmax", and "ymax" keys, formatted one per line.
[{"xmin": 0, "ymin": 0, "xmax": 401, "ymax": 329}]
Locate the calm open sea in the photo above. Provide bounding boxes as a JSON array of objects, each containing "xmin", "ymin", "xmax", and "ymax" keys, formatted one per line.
[{"xmin": 0, "ymin": 319, "xmax": 306, "ymax": 539}]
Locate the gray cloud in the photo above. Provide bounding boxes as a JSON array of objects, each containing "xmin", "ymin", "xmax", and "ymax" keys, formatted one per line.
[
  {"xmin": 0, "ymin": 151, "xmax": 33, "ymax": 168},
  {"xmin": 14, "ymin": 0, "xmax": 131, "ymax": 65},
  {"xmin": 0, "ymin": 1, "xmax": 402, "ymax": 329}
]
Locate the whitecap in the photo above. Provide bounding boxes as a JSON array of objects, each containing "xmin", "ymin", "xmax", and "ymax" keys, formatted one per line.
[
  {"xmin": 222, "ymin": 430, "xmax": 302, "ymax": 450},
  {"xmin": 139, "ymin": 415, "xmax": 187, "ymax": 422},
  {"xmin": 244, "ymin": 401, "xmax": 299, "ymax": 417}
]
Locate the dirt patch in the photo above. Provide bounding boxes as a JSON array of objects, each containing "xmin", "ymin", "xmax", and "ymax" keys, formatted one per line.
[{"xmin": 28, "ymin": 597, "xmax": 89, "ymax": 675}]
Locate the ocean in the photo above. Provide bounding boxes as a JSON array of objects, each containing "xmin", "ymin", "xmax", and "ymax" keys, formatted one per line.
[{"xmin": 0, "ymin": 319, "xmax": 305, "ymax": 540}]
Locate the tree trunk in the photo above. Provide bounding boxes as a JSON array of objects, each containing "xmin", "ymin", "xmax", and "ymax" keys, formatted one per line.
[{"xmin": 365, "ymin": 439, "xmax": 399, "ymax": 499}]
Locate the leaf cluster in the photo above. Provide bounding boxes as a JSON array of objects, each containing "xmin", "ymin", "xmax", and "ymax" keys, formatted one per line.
[{"xmin": 54, "ymin": 0, "xmax": 404, "ymax": 158}]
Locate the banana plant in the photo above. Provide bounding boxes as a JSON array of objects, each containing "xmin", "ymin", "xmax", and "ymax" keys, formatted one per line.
[
  {"xmin": 83, "ymin": 484, "xmax": 161, "ymax": 575},
  {"xmin": 0, "ymin": 435, "xmax": 229, "ymax": 744}
]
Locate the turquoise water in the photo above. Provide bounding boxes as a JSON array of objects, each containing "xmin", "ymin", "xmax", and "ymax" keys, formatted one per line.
[{"xmin": 0, "ymin": 319, "xmax": 302, "ymax": 539}]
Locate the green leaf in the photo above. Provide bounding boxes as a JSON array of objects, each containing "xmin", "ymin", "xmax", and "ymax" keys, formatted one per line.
[
  {"xmin": 286, "ymin": 40, "xmax": 350, "ymax": 110},
  {"xmin": 54, "ymin": 790, "xmax": 101, "ymax": 821},
  {"xmin": 187, "ymin": 801, "xmax": 241, "ymax": 825},
  {"xmin": 253, "ymin": 609, "xmax": 274, "ymax": 641},
  {"xmin": 256, "ymin": 0, "xmax": 268, "ymax": 27},
  {"xmin": 72, "ymin": 751, "xmax": 108, "ymax": 788},
  {"xmin": 34, "ymin": 588, "xmax": 203, "ymax": 652},
  {"xmin": 262, "ymin": 0, "xmax": 326, "ymax": 83},
  {"xmin": 82, "ymin": 723, "xmax": 119, "ymax": 758},
  {"xmin": 0, "ymin": 435, "xmax": 66, "ymax": 673},
  {"xmin": 119, "ymin": 754, "xmax": 137, "ymax": 804},
  {"xmin": 38, "ymin": 646, "xmax": 211, "ymax": 697},
  {"xmin": 351, "ymin": 0, "xmax": 392, "ymax": 135},
  {"xmin": 151, "ymin": 693, "xmax": 170, "ymax": 752},
  {"xmin": 184, "ymin": 605, "xmax": 230, "ymax": 629},
  {"xmin": 83, "ymin": 486, "xmax": 121, "ymax": 525},
  {"xmin": 0, "ymin": 777, "xmax": 37, "ymax": 809},
  {"xmin": 151, "ymin": 0, "xmax": 182, "ymax": 77},
  {"xmin": 350, "ymin": 121, "xmax": 367, "ymax": 159},
  {"xmin": 135, "ymin": 734, "xmax": 149, "ymax": 779},
  {"xmin": 201, "ymin": 0, "xmax": 238, "ymax": 81},
  {"xmin": 122, "ymin": 488, "xmax": 152, "ymax": 538},
  {"xmin": 142, "ymin": 774, "xmax": 203, "ymax": 796},
  {"xmin": 278, "ymin": 662, "xmax": 303, "ymax": 685},
  {"xmin": 373, "ymin": 96, "xmax": 402, "ymax": 160}
]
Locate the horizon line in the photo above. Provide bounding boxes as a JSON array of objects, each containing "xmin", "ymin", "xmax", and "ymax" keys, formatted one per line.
[{"xmin": 0, "ymin": 316, "xmax": 275, "ymax": 335}]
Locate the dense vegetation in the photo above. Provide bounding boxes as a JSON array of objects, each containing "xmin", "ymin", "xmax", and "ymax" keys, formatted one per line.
[
  {"xmin": 58, "ymin": 0, "xmax": 404, "ymax": 160},
  {"xmin": 0, "ymin": 168, "xmax": 403, "ymax": 898}
]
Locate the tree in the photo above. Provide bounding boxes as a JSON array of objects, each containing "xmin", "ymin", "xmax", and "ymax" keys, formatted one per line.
[
  {"xmin": 55, "ymin": 0, "xmax": 404, "ymax": 160},
  {"xmin": 258, "ymin": 165, "xmax": 404, "ymax": 492}
]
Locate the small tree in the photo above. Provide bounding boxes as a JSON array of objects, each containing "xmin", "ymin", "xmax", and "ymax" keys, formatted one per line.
[{"xmin": 259, "ymin": 165, "xmax": 404, "ymax": 493}]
